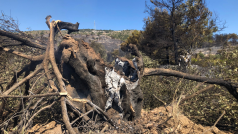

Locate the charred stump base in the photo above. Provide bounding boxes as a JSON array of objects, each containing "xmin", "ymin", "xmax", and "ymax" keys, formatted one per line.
[{"xmin": 57, "ymin": 35, "xmax": 143, "ymax": 121}]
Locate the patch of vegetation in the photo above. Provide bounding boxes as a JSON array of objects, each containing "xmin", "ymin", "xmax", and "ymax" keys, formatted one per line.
[
  {"xmin": 89, "ymin": 41, "xmax": 107, "ymax": 61},
  {"xmin": 140, "ymin": 49, "xmax": 238, "ymax": 131},
  {"xmin": 106, "ymin": 30, "xmax": 133, "ymax": 41}
]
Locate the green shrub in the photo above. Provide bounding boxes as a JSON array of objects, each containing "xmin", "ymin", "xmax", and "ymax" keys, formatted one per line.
[{"xmin": 198, "ymin": 52, "xmax": 205, "ymax": 58}]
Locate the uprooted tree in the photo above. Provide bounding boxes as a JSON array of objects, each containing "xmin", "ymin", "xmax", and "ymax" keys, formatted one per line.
[{"xmin": 0, "ymin": 15, "xmax": 238, "ymax": 133}]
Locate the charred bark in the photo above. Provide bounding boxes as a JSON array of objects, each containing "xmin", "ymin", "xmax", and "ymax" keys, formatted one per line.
[{"xmin": 143, "ymin": 68, "xmax": 238, "ymax": 101}]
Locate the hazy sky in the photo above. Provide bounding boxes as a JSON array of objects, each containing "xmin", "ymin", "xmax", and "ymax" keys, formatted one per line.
[{"xmin": 0, "ymin": 0, "xmax": 237, "ymax": 34}]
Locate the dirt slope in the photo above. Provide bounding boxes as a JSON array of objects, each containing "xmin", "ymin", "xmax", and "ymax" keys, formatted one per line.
[{"xmin": 27, "ymin": 105, "xmax": 232, "ymax": 134}]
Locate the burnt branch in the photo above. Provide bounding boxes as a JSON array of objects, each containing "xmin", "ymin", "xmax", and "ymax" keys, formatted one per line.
[
  {"xmin": 54, "ymin": 21, "xmax": 79, "ymax": 34},
  {"xmin": 49, "ymin": 21, "xmax": 67, "ymax": 93},
  {"xmin": 180, "ymin": 85, "xmax": 215, "ymax": 104},
  {"xmin": 48, "ymin": 20, "xmax": 76, "ymax": 134},
  {"xmin": 43, "ymin": 39, "xmax": 58, "ymax": 92},
  {"xmin": 61, "ymin": 96, "xmax": 76, "ymax": 134},
  {"xmin": 0, "ymin": 30, "xmax": 46, "ymax": 50},
  {"xmin": 0, "ymin": 93, "xmax": 60, "ymax": 98},
  {"xmin": 0, "ymin": 47, "xmax": 44, "ymax": 61},
  {"xmin": 143, "ymin": 68, "xmax": 238, "ymax": 101},
  {"xmin": 2, "ymin": 65, "xmax": 43, "ymax": 96},
  {"xmin": 24, "ymin": 101, "xmax": 56, "ymax": 130},
  {"xmin": 70, "ymin": 109, "xmax": 93, "ymax": 125},
  {"xmin": 67, "ymin": 97, "xmax": 115, "ymax": 127},
  {"xmin": 45, "ymin": 15, "xmax": 79, "ymax": 34}
]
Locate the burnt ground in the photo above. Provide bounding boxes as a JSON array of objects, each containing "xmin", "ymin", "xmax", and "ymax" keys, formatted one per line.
[{"xmin": 27, "ymin": 104, "xmax": 233, "ymax": 134}]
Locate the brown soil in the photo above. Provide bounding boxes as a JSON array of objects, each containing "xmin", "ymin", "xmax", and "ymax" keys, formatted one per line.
[{"xmin": 27, "ymin": 105, "xmax": 233, "ymax": 134}]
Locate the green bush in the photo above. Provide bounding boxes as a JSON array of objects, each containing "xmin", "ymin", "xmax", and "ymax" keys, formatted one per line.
[{"xmin": 198, "ymin": 52, "xmax": 205, "ymax": 58}]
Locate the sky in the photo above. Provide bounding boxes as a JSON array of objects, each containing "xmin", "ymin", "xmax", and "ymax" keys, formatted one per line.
[{"xmin": 0, "ymin": 0, "xmax": 237, "ymax": 34}]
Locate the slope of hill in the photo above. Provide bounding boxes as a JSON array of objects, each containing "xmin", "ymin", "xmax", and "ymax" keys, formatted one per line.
[{"xmin": 25, "ymin": 29, "xmax": 134, "ymax": 52}]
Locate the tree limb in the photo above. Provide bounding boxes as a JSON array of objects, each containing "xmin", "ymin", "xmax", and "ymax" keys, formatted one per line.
[
  {"xmin": 49, "ymin": 21, "xmax": 76, "ymax": 134},
  {"xmin": 49, "ymin": 21, "xmax": 67, "ymax": 93},
  {"xmin": 143, "ymin": 68, "xmax": 238, "ymax": 101},
  {"xmin": 180, "ymin": 85, "xmax": 215, "ymax": 104},
  {"xmin": 0, "ymin": 93, "xmax": 60, "ymax": 98},
  {"xmin": 2, "ymin": 65, "xmax": 43, "ymax": 96},
  {"xmin": 0, "ymin": 47, "xmax": 44, "ymax": 61},
  {"xmin": 0, "ymin": 30, "xmax": 46, "ymax": 50},
  {"xmin": 61, "ymin": 96, "xmax": 76, "ymax": 134}
]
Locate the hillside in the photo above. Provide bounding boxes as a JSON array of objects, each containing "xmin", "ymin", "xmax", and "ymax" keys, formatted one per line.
[{"xmin": 25, "ymin": 29, "xmax": 134, "ymax": 52}]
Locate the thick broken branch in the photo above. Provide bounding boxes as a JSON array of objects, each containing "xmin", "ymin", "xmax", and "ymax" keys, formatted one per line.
[
  {"xmin": 54, "ymin": 21, "xmax": 79, "ymax": 34},
  {"xmin": 0, "ymin": 30, "xmax": 46, "ymax": 50},
  {"xmin": 43, "ymin": 39, "xmax": 58, "ymax": 92},
  {"xmin": 49, "ymin": 21, "xmax": 76, "ymax": 134},
  {"xmin": 0, "ymin": 47, "xmax": 44, "ymax": 61},
  {"xmin": 49, "ymin": 21, "xmax": 67, "ymax": 93},
  {"xmin": 45, "ymin": 15, "xmax": 79, "ymax": 35},
  {"xmin": 143, "ymin": 68, "xmax": 238, "ymax": 101},
  {"xmin": 0, "ymin": 93, "xmax": 60, "ymax": 98},
  {"xmin": 2, "ymin": 65, "xmax": 43, "ymax": 96}
]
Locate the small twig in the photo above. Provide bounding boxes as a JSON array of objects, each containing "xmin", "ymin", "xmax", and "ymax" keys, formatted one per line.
[
  {"xmin": 100, "ymin": 124, "xmax": 108, "ymax": 133},
  {"xmin": 213, "ymin": 111, "xmax": 225, "ymax": 127},
  {"xmin": 94, "ymin": 113, "xmax": 98, "ymax": 123},
  {"xmin": 70, "ymin": 109, "xmax": 94, "ymax": 125},
  {"xmin": 173, "ymin": 78, "xmax": 183, "ymax": 101},
  {"xmin": 180, "ymin": 85, "xmax": 214, "ymax": 105},
  {"xmin": 157, "ymin": 116, "xmax": 173, "ymax": 127},
  {"xmin": 31, "ymin": 97, "xmax": 45, "ymax": 110},
  {"xmin": 202, "ymin": 111, "xmax": 225, "ymax": 134},
  {"xmin": 185, "ymin": 82, "xmax": 205, "ymax": 96},
  {"xmin": 0, "ymin": 112, "xmax": 23, "ymax": 128},
  {"xmin": 29, "ymin": 72, "xmax": 46, "ymax": 92},
  {"xmin": 153, "ymin": 94, "xmax": 167, "ymax": 106},
  {"xmin": 24, "ymin": 101, "xmax": 56, "ymax": 130}
]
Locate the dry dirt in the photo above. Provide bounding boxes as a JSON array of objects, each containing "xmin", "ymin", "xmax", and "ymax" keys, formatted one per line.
[{"xmin": 27, "ymin": 105, "xmax": 233, "ymax": 134}]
